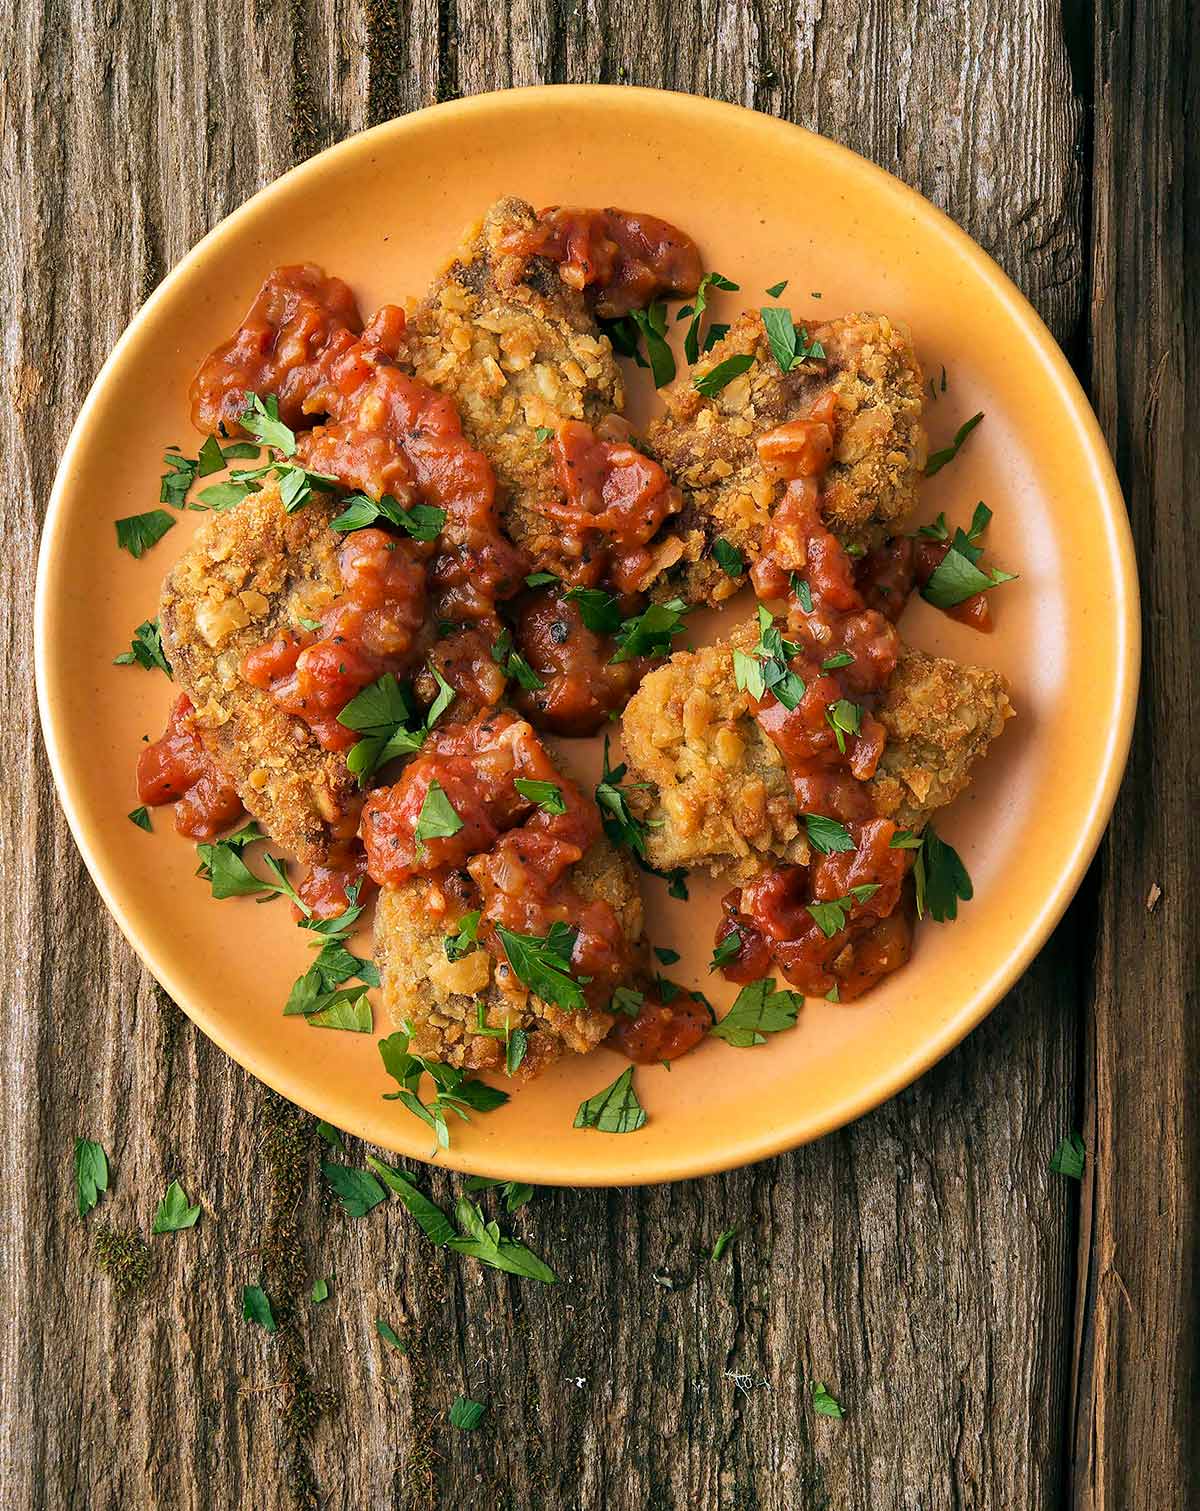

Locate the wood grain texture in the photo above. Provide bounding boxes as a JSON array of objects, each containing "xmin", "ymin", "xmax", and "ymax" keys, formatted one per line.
[
  {"xmin": 1070, "ymin": 1, "xmax": 1200, "ymax": 1506},
  {"xmin": 0, "ymin": 1, "xmax": 1186, "ymax": 1508}
]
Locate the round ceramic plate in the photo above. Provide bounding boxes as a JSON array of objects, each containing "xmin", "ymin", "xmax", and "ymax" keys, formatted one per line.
[{"xmin": 36, "ymin": 87, "xmax": 1137, "ymax": 1185}]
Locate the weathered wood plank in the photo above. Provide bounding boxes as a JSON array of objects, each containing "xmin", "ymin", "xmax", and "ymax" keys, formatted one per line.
[
  {"xmin": 0, "ymin": 2, "xmax": 1102, "ymax": 1508},
  {"xmin": 1070, "ymin": 1, "xmax": 1200, "ymax": 1505}
]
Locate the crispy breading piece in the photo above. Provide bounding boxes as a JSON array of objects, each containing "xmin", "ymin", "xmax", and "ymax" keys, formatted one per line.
[
  {"xmin": 159, "ymin": 480, "xmax": 358, "ymax": 863},
  {"xmin": 406, "ymin": 196, "xmax": 628, "ymax": 566},
  {"xmin": 645, "ymin": 310, "xmax": 928, "ymax": 604},
  {"xmin": 619, "ymin": 624, "xmax": 1012, "ymax": 879},
  {"xmin": 374, "ymin": 840, "xmax": 642, "ymax": 1081}
]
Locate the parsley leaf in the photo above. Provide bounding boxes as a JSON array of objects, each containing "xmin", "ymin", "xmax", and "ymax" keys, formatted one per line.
[
  {"xmin": 1050, "ymin": 1132, "xmax": 1086, "ymax": 1180},
  {"xmin": 159, "ymin": 449, "xmax": 199, "ymax": 507},
  {"xmin": 329, "ymin": 493, "xmax": 446, "ymax": 541},
  {"xmin": 825, "ymin": 699, "xmax": 862, "ymax": 754},
  {"xmin": 338, "ymin": 671, "xmax": 441, "ymax": 785},
  {"xmin": 709, "ymin": 978, "xmax": 802, "ymax": 1046},
  {"xmin": 921, "ymin": 528, "xmax": 1017, "ymax": 608},
  {"xmin": 195, "ymin": 841, "xmax": 310, "ymax": 912},
  {"xmin": 630, "ymin": 302, "xmax": 676, "ymax": 387},
  {"xmin": 444, "ymin": 910, "xmax": 482, "ymax": 962},
  {"xmin": 306, "ymin": 991, "xmax": 373, "ymax": 1033},
  {"xmin": 525, "ymin": 570, "xmax": 560, "ymax": 587},
  {"xmin": 694, "ymin": 353, "xmax": 755, "ymax": 397},
  {"xmin": 704, "ymin": 322, "xmax": 730, "ymax": 351},
  {"xmin": 310, "ymin": 1277, "xmax": 329, "ymax": 1303},
  {"xmin": 713, "ymin": 537, "xmax": 745, "ymax": 578},
  {"xmin": 683, "ymin": 271, "xmax": 739, "ymax": 365},
  {"xmin": 414, "ymin": 781, "xmax": 463, "ymax": 846},
  {"xmin": 924, "ymin": 411, "xmax": 983, "ymax": 476},
  {"xmin": 913, "ymin": 825, "xmax": 973, "ymax": 921},
  {"xmin": 74, "ymin": 1139, "xmax": 108, "ymax": 1218},
  {"xmin": 113, "ymin": 618, "xmax": 172, "ymax": 676},
  {"xmin": 765, "ymin": 279, "xmax": 788, "ymax": 298},
  {"xmin": 654, "ymin": 946, "xmax": 681, "ymax": 965},
  {"xmin": 242, "ymin": 1284, "xmax": 276, "ymax": 1332},
  {"xmin": 447, "ymin": 1197, "xmax": 558, "ymax": 1282},
  {"xmin": 611, "ymin": 985, "xmax": 644, "ymax": 1017},
  {"xmin": 760, "ymin": 307, "xmax": 826, "ymax": 371},
  {"xmin": 450, "ymin": 1397, "xmax": 487, "ymax": 1431},
  {"xmin": 710, "ymin": 930, "xmax": 742, "ymax": 971},
  {"xmin": 240, "ymin": 391, "xmax": 296, "ymax": 455},
  {"xmin": 821, "ymin": 651, "xmax": 855, "ymax": 670},
  {"xmin": 711, "ymin": 1226, "xmax": 739, "ymax": 1261},
  {"xmin": 599, "ymin": 314, "xmax": 650, "ymax": 367},
  {"xmin": 116, "ymin": 509, "xmax": 176, "ymax": 559},
  {"xmin": 506, "ymin": 1028, "xmax": 529, "ymax": 1076},
  {"xmin": 464, "ymin": 1176, "xmax": 534, "ymax": 1214},
  {"xmin": 565, "ymin": 585, "xmax": 623, "ymax": 635},
  {"xmin": 316, "ymin": 1120, "xmax": 344, "ymax": 1149},
  {"xmin": 376, "ymin": 1317, "xmax": 405, "ymax": 1350},
  {"xmin": 495, "ymin": 922, "xmax": 584, "ymax": 1012},
  {"xmin": 152, "ymin": 1179, "xmax": 201, "ymax": 1234},
  {"xmin": 804, "ymin": 815, "xmax": 855, "ymax": 855},
  {"xmin": 533, "ymin": 426, "xmax": 555, "ymax": 444},
  {"xmin": 378, "ymin": 1030, "xmax": 509, "ymax": 1151},
  {"xmin": 573, "ymin": 1066, "xmax": 647, "ymax": 1133},
  {"xmin": 491, "ymin": 627, "xmax": 545, "ymax": 690},
  {"xmin": 612, "ymin": 598, "xmax": 688, "ymax": 662},
  {"xmin": 128, "ymin": 806, "xmax": 152, "ymax": 832},
  {"xmin": 513, "ymin": 777, "xmax": 566, "ymax": 814},
  {"xmin": 812, "ymin": 1382, "xmax": 844, "ymax": 1419},
  {"xmin": 321, "ymin": 1161, "xmax": 387, "ymax": 1218},
  {"xmin": 595, "ymin": 737, "xmax": 655, "ymax": 857},
  {"xmin": 806, "ymin": 885, "xmax": 880, "ymax": 938},
  {"xmin": 366, "ymin": 1155, "xmax": 457, "ymax": 1243}
]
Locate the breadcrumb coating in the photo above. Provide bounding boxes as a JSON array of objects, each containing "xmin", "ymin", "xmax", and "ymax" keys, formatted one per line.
[
  {"xmin": 645, "ymin": 310, "xmax": 928, "ymax": 604},
  {"xmin": 374, "ymin": 839, "xmax": 643, "ymax": 1081},
  {"xmin": 158, "ymin": 480, "xmax": 358, "ymax": 863},
  {"xmin": 619, "ymin": 623, "xmax": 1012, "ymax": 879}
]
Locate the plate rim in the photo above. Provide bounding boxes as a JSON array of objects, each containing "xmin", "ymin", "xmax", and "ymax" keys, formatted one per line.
[{"xmin": 34, "ymin": 84, "xmax": 1140, "ymax": 1185}]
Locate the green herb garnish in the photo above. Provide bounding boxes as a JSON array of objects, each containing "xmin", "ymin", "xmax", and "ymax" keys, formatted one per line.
[
  {"xmin": 378, "ymin": 1030, "xmax": 509, "ymax": 1151},
  {"xmin": 450, "ymin": 1397, "xmax": 487, "ymax": 1431},
  {"xmin": 573, "ymin": 1066, "xmax": 646, "ymax": 1133},
  {"xmin": 653, "ymin": 946, "xmax": 680, "ymax": 966},
  {"xmin": 242, "ymin": 1284, "xmax": 276, "ymax": 1332},
  {"xmin": 806, "ymin": 884, "xmax": 881, "ymax": 938},
  {"xmin": 565, "ymin": 585, "xmax": 622, "ymax": 636},
  {"xmin": 693, "ymin": 353, "xmax": 755, "ymax": 397},
  {"xmin": 414, "ymin": 780, "xmax": 463, "ymax": 847},
  {"xmin": 924, "ymin": 411, "xmax": 983, "ymax": 476},
  {"xmin": 376, "ymin": 1317, "xmax": 406, "ymax": 1350},
  {"xmin": 116, "ymin": 509, "xmax": 176, "ymax": 558},
  {"xmin": 595, "ymin": 737, "xmax": 656, "ymax": 857},
  {"xmin": 329, "ymin": 493, "xmax": 446, "ymax": 540},
  {"xmin": 152, "ymin": 1179, "xmax": 201, "ymax": 1233},
  {"xmin": 1050, "ymin": 1132, "xmax": 1086, "ymax": 1180},
  {"xmin": 713, "ymin": 537, "xmax": 745, "ymax": 578},
  {"xmin": 629, "ymin": 302, "xmax": 676, "ymax": 387},
  {"xmin": 765, "ymin": 279, "xmax": 788, "ymax": 298},
  {"xmin": 824, "ymin": 699, "xmax": 862, "ymax": 753},
  {"xmin": 612, "ymin": 598, "xmax": 689, "ymax": 662},
  {"xmin": 683, "ymin": 271, "xmax": 739, "ymax": 364},
  {"xmin": 709, "ymin": 978, "xmax": 802, "ymax": 1046},
  {"xmin": 495, "ymin": 921, "xmax": 584, "ymax": 1012},
  {"xmin": 812, "ymin": 1382, "xmax": 844, "ymax": 1418},
  {"xmin": 114, "ymin": 619, "xmax": 172, "ymax": 676},
  {"xmin": 804, "ymin": 815, "xmax": 855, "ymax": 855},
  {"xmin": 913, "ymin": 825, "xmax": 973, "ymax": 921},
  {"xmin": 711, "ymin": 1226, "xmax": 739, "ymax": 1260},
  {"xmin": 444, "ymin": 910, "xmax": 482, "ymax": 963},
  {"xmin": 761, "ymin": 307, "xmax": 825, "ymax": 371},
  {"xmin": 311, "ymin": 1277, "xmax": 329, "ymax": 1303},
  {"xmin": 240, "ymin": 391, "xmax": 296, "ymax": 454},
  {"xmin": 710, "ymin": 930, "xmax": 742, "ymax": 971},
  {"xmin": 513, "ymin": 777, "xmax": 566, "ymax": 814},
  {"xmin": 128, "ymin": 806, "xmax": 152, "ymax": 832},
  {"xmin": 75, "ymin": 1139, "xmax": 108, "ymax": 1218},
  {"xmin": 321, "ymin": 1161, "xmax": 387, "ymax": 1217}
]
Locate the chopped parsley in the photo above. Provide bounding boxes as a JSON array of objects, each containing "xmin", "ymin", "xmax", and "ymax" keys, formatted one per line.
[
  {"xmin": 565, "ymin": 585, "xmax": 622, "ymax": 635},
  {"xmin": 920, "ymin": 502, "xmax": 1017, "ymax": 609},
  {"xmin": 239, "ymin": 391, "xmax": 295, "ymax": 453},
  {"xmin": 1050, "ymin": 1132, "xmax": 1086, "ymax": 1180},
  {"xmin": 653, "ymin": 946, "xmax": 680, "ymax": 966},
  {"xmin": 116, "ymin": 509, "xmax": 176, "ymax": 558},
  {"xmin": 513, "ymin": 777, "xmax": 566, "ymax": 814},
  {"xmin": 329, "ymin": 493, "xmax": 446, "ymax": 540},
  {"xmin": 806, "ymin": 884, "xmax": 881, "ymax": 938},
  {"xmin": 450, "ymin": 1397, "xmax": 487, "ymax": 1431},
  {"xmin": 376, "ymin": 1317, "xmax": 406, "ymax": 1350},
  {"xmin": 525, "ymin": 570, "xmax": 560, "ymax": 587},
  {"xmin": 612, "ymin": 598, "xmax": 689, "ymax": 662},
  {"xmin": 495, "ymin": 921, "xmax": 584, "ymax": 1012},
  {"xmin": 693, "ymin": 353, "xmax": 754, "ymax": 397},
  {"xmin": 127, "ymin": 806, "xmax": 152, "ymax": 832},
  {"xmin": 338, "ymin": 669, "xmax": 449, "ymax": 784},
  {"xmin": 704, "ymin": 323, "xmax": 730, "ymax": 351},
  {"xmin": 448, "ymin": 1196, "xmax": 558, "ymax": 1282},
  {"xmin": 463, "ymin": 1176, "xmax": 535, "ymax": 1214},
  {"xmin": 506, "ymin": 1029, "xmax": 528, "ymax": 1076},
  {"xmin": 825, "ymin": 699, "xmax": 862, "ymax": 753},
  {"xmin": 709, "ymin": 978, "xmax": 802, "ymax": 1046},
  {"xmin": 599, "ymin": 314, "xmax": 650, "ymax": 368},
  {"xmin": 366, "ymin": 1155, "xmax": 457, "ymax": 1240},
  {"xmin": 491, "ymin": 627, "xmax": 545, "ymax": 690},
  {"xmin": 734, "ymin": 605, "xmax": 805, "ymax": 707},
  {"xmin": 611, "ymin": 985, "xmax": 644, "ymax": 1017},
  {"xmin": 713, "ymin": 536, "xmax": 745, "ymax": 578},
  {"xmin": 888, "ymin": 829, "xmax": 923, "ymax": 850},
  {"xmin": 711, "ymin": 1226, "xmax": 739, "ymax": 1261},
  {"xmin": 595, "ymin": 737, "xmax": 656, "ymax": 857},
  {"xmin": 812, "ymin": 1381, "xmax": 844, "ymax": 1419},
  {"xmin": 924, "ymin": 411, "xmax": 983, "ymax": 476},
  {"xmin": 321, "ymin": 1161, "xmax": 387, "ymax": 1217},
  {"xmin": 152, "ymin": 1179, "xmax": 201, "ymax": 1234},
  {"xmin": 443, "ymin": 910, "xmax": 482, "ymax": 962},
  {"xmin": 683, "ymin": 271, "xmax": 739, "ymax": 364},
  {"xmin": 159, "ymin": 449, "xmax": 200, "ymax": 507},
  {"xmin": 710, "ymin": 930, "xmax": 742, "ymax": 971},
  {"xmin": 629, "ymin": 302, "xmax": 676, "ymax": 386},
  {"xmin": 316, "ymin": 1120, "xmax": 344, "ymax": 1149},
  {"xmin": 311, "ymin": 1277, "xmax": 329, "ymax": 1303},
  {"xmin": 242, "ymin": 1284, "xmax": 277, "ymax": 1332},
  {"xmin": 913, "ymin": 825, "xmax": 973, "ymax": 921},
  {"xmin": 791, "ymin": 575, "xmax": 814, "ymax": 613},
  {"xmin": 533, "ymin": 426, "xmax": 555, "ymax": 444},
  {"xmin": 306, "ymin": 992, "xmax": 372, "ymax": 1033},
  {"xmin": 804, "ymin": 815, "xmax": 855, "ymax": 855},
  {"xmin": 821, "ymin": 651, "xmax": 855, "ymax": 670},
  {"xmin": 414, "ymin": 780, "xmax": 463, "ymax": 846},
  {"xmin": 761, "ymin": 307, "xmax": 825, "ymax": 371},
  {"xmin": 378, "ymin": 1029, "xmax": 509, "ymax": 1151},
  {"xmin": 765, "ymin": 279, "xmax": 788, "ymax": 298},
  {"xmin": 195, "ymin": 839, "xmax": 309, "ymax": 912},
  {"xmin": 114, "ymin": 618, "xmax": 172, "ymax": 676},
  {"xmin": 74, "ymin": 1139, "xmax": 108, "ymax": 1218},
  {"xmin": 573, "ymin": 1065, "xmax": 647, "ymax": 1133}
]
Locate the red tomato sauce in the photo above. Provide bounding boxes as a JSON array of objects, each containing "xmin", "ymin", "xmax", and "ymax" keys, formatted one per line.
[
  {"xmin": 500, "ymin": 207, "xmax": 703, "ymax": 318},
  {"xmin": 510, "ymin": 588, "xmax": 648, "ymax": 737},
  {"xmin": 361, "ymin": 711, "xmax": 633, "ymax": 1012},
  {"xmin": 715, "ymin": 395, "xmax": 916, "ymax": 999},
  {"xmin": 136, "ymin": 695, "xmax": 244, "ymax": 840},
  {"xmin": 608, "ymin": 988, "xmax": 711, "ymax": 1064}
]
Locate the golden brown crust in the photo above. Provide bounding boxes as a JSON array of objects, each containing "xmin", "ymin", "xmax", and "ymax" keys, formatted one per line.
[
  {"xmin": 158, "ymin": 480, "xmax": 358, "ymax": 862},
  {"xmin": 619, "ymin": 625, "xmax": 1012, "ymax": 879},
  {"xmin": 644, "ymin": 310, "xmax": 928, "ymax": 604},
  {"xmin": 406, "ymin": 196, "xmax": 625, "ymax": 564},
  {"xmin": 373, "ymin": 839, "xmax": 643, "ymax": 1081}
]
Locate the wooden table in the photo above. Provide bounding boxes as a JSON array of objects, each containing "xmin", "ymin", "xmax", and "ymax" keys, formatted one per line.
[{"xmin": 3, "ymin": 3, "xmax": 1194, "ymax": 1507}]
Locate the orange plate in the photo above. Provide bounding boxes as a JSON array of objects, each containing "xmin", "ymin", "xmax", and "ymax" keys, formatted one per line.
[{"xmin": 35, "ymin": 87, "xmax": 1138, "ymax": 1186}]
